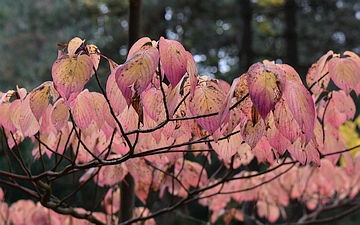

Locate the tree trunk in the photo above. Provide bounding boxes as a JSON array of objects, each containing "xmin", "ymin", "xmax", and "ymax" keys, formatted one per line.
[
  {"xmin": 284, "ymin": 0, "xmax": 298, "ymax": 69},
  {"xmin": 120, "ymin": 0, "xmax": 142, "ymax": 222},
  {"xmin": 128, "ymin": 0, "xmax": 142, "ymax": 47},
  {"xmin": 237, "ymin": 0, "xmax": 253, "ymax": 74}
]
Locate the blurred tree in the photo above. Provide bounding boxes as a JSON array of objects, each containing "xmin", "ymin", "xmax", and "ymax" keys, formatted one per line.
[
  {"xmin": 0, "ymin": 0, "xmax": 128, "ymax": 90},
  {"xmin": 1, "ymin": 0, "xmax": 360, "ymax": 89}
]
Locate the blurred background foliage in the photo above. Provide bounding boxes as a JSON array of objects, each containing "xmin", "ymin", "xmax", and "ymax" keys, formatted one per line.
[
  {"xmin": 1, "ymin": 0, "xmax": 360, "ymax": 224},
  {"xmin": 1, "ymin": 0, "xmax": 360, "ymax": 89}
]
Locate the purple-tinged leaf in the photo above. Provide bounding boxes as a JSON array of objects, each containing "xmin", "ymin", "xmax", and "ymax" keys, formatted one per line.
[
  {"xmin": 115, "ymin": 47, "xmax": 159, "ymax": 105},
  {"xmin": 159, "ymin": 36, "xmax": 187, "ymax": 87},
  {"xmin": 246, "ymin": 62, "xmax": 286, "ymax": 119},
  {"xmin": 282, "ymin": 65, "xmax": 315, "ymax": 143}
]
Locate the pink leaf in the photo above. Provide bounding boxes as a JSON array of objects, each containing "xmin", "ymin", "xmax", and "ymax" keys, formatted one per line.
[
  {"xmin": 29, "ymin": 82, "xmax": 52, "ymax": 120},
  {"xmin": 323, "ymin": 125, "xmax": 345, "ymax": 164},
  {"xmin": 127, "ymin": 37, "xmax": 152, "ymax": 60},
  {"xmin": 175, "ymin": 159, "xmax": 208, "ymax": 188},
  {"xmin": 246, "ymin": 62, "xmax": 286, "ymax": 119},
  {"xmin": 273, "ymin": 98, "xmax": 303, "ymax": 143},
  {"xmin": 0, "ymin": 90, "xmax": 15, "ymax": 103},
  {"xmin": 106, "ymin": 71, "xmax": 127, "ymax": 115},
  {"xmin": 240, "ymin": 109, "xmax": 265, "ymax": 149},
  {"xmin": 331, "ymin": 91, "xmax": 356, "ymax": 120},
  {"xmin": 265, "ymin": 113, "xmax": 291, "ymax": 155},
  {"xmin": 19, "ymin": 96, "xmax": 40, "ymax": 137},
  {"xmin": 159, "ymin": 36, "xmax": 187, "ymax": 87},
  {"xmin": 287, "ymin": 138, "xmax": 307, "ymax": 165},
  {"xmin": 306, "ymin": 50, "xmax": 333, "ymax": 97},
  {"xmin": 305, "ymin": 138, "xmax": 321, "ymax": 166},
  {"xmin": 186, "ymin": 51, "xmax": 198, "ymax": 98},
  {"xmin": 115, "ymin": 47, "xmax": 159, "ymax": 105},
  {"xmin": 9, "ymin": 200, "xmax": 36, "ymax": 225},
  {"xmin": 71, "ymin": 90, "xmax": 93, "ymax": 129},
  {"xmin": 133, "ymin": 207, "xmax": 156, "ymax": 225},
  {"xmin": 165, "ymin": 78, "xmax": 183, "ymax": 117},
  {"xmin": 126, "ymin": 158, "xmax": 153, "ymax": 203},
  {"xmin": 0, "ymin": 188, "xmax": 4, "ymax": 201},
  {"xmin": 282, "ymin": 65, "xmax": 315, "ymax": 143},
  {"xmin": 67, "ymin": 37, "xmax": 84, "ymax": 57},
  {"xmin": 50, "ymin": 98, "xmax": 69, "ymax": 131},
  {"xmin": 0, "ymin": 102, "xmax": 16, "ymax": 132},
  {"xmin": 229, "ymin": 171, "xmax": 261, "ymax": 202},
  {"xmin": 343, "ymin": 51, "xmax": 360, "ymax": 95},
  {"xmin": 142, "ymin": 87, "xmax": 166, "ymax": 123},
  {"xmin": 257, "ymin": 201, "xmax": 280, "ymax": 223},
  {"xmin": 52, "ymin": 54, "xmax": 94, "ymax": 101},
  {"xmin": 16, "ymin": 86, "xmax": 28, "ymax": 100},
  {"xmin": 253, "ymin": 137, "xmax": 275, "ymax": 164},
  {"xmin": 218, "ymin": 77, "xmax": 239, "ymax": 126},
  {"xmin": 9, "ymin": 100, "xmax": 22, "ymax": 131},
  {"xmin": 89, "ymin": 92, "xmax": 107, "ymax": 128},
  {"xmin": 103, "ymin": 187, "xmax": 121, "ymax": 215},
  {"xmin": 328, "ymin": 56, "xmax": 360, "ymax": 94},
  {"xmin": 324, "ymin": 90, "xmax": 355, "ymax": 128},
  {"xmin": 288, "ymin": 137, "xmax": 320, "ymax": 165},
  {"xmin": 210, "ymin": 126, "xmax": 243, "ymax": 162},
  {"xmin": 86, "ymin": 44, "xmax": 101, "ymax": 70},
  {"xmin": 222, "ymin": 99, "xmax": 244, "ymax": 137},
  {"xmin": 234, "ymin": 75, "xmax": 252, "ymax": 120},
  {"xmin": 96, "ymin": 156, "xmax": 128, "ymax": 186},
  {"xmin": 117, "ymin": 105, "xmax": 139, "ymax": 133}
]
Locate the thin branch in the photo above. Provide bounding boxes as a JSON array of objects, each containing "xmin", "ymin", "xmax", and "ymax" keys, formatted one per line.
[
  {"xmin": 50, "ymin": 128, "xmax": 75, "ymax": 171},
  {"xmin": 69, "ymin": 114, "xmax": 102, "ymax": 162},
  {"xmin": 308, "ymin": 72, "xmax": 329, "ymax": 92},
  {"xmin": 92, "ymin": 68, "xmax": 134, "ymax": 157}
]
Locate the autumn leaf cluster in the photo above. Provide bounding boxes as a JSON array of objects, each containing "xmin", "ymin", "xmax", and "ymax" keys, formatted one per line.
[{"xmin": 0, "ymin": 37, "xmax": 360, "ymax": 224}]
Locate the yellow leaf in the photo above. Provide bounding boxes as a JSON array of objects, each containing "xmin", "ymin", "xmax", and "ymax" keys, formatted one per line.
[{"xmin": 339, "ymin": 118, "xmax": 360, "ymax": 166}]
